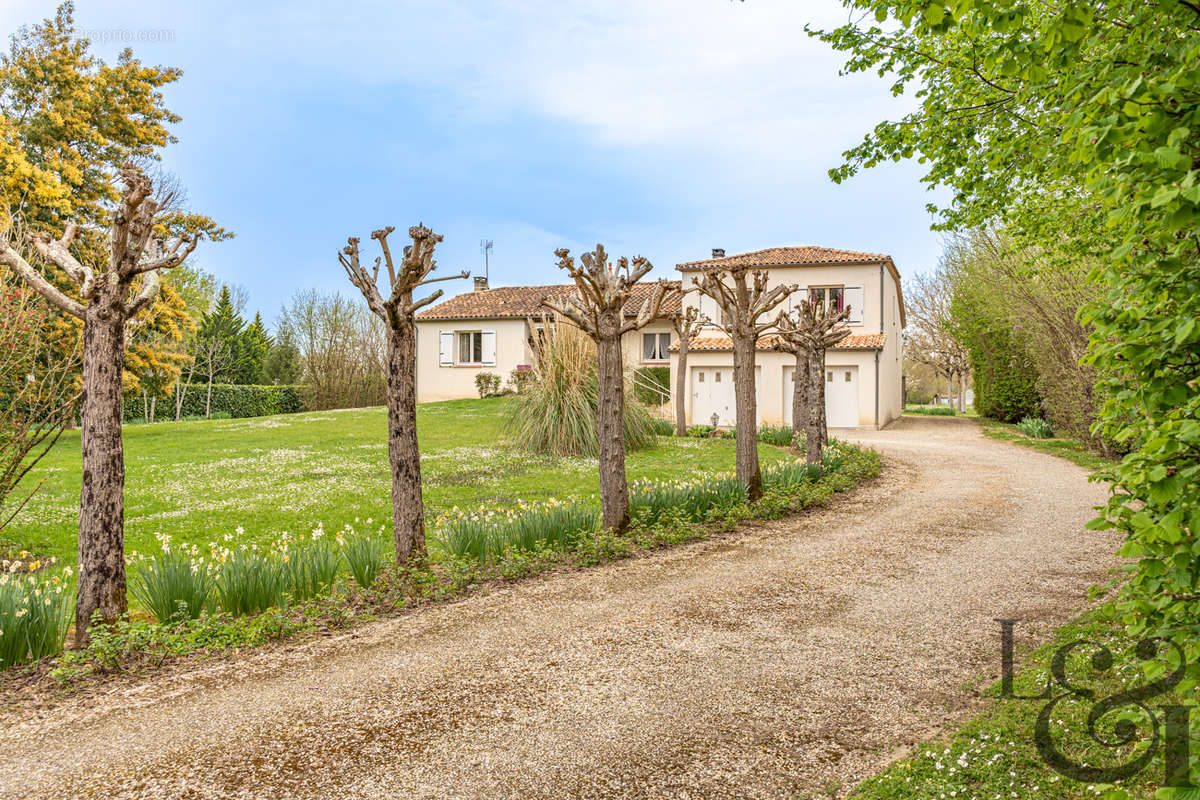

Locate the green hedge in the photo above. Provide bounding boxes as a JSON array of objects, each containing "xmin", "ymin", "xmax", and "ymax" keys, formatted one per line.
[
  {"xmin": 632, "ymin": 366, "xmax": 671, "ymax": 405},
  {"xmin": 123, "ymin": 384, "xmax": 306, "ymax": 422}
]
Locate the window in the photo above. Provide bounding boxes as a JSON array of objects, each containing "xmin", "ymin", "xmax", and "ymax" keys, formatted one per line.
[
  {"xmin": 642, "ymin": 332, "xmax": 671, "ymax": 362},
  {"xmin": 809, "ymin": 286, "xmax": 845, "ymax": 313},
  {"xmin": 697, "ymin": 371, "xmax": 705, "ymax": 383},
  {"xmin": 844, "ymin": 371, "xmax": 852, "ymax": 382},
  {"xmin": 827, "ymin": 371, "xmax": 834, "ymax": 383},
  {"xmin": 714, "ymin": 371, "xmax": 722, "ymax": 383},
  {"xmin": 458, "ymin": 331, "xmax": 483, "ymax": 364}
]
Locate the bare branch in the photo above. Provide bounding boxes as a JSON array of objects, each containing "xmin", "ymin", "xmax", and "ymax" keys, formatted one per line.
[
  {"xmin": 620, "ymin": 279, "xmax": 672, "ymax": 334},
  {"xmin": 128, "ymin": 233, "xmax": 200, "ymax": 275},
  {"xmin": 405, "ymin": 290, "xmax": 444, "ymax": 316},
  {"xmin": 0, "ymin": 238, "xmax": 85, "ymax": 318},
  {"xmin": 540, "ymin": 295, "xmax": 594, "ymax": 334},
  {"xmin": 415, "ymin": 270, "xmax": 470, "ymax": 288},
  {"xmin": 371, "ymin": 226, "xmax": 398, "ymax": 287}
]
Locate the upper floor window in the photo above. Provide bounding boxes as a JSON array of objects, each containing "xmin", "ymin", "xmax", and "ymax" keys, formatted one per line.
[
  {"xmin": 642, "ymin": 332, "xmax": 670, "ymax": 362},
  {"xmin": 809, "ymin": 286, "xmax": 845, "ymax": 313}
]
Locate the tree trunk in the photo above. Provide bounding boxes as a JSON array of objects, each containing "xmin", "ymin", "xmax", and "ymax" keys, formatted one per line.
[
  {"xmin": 75, "ymin": 298, "xmax": 129, "ymax": 645},
  {"xmin": 149, "ymin": 395, "xmax": 156, "ymax": 424},
  {"xmin": 175, "ymin": 377, "xmax": 183, "ymax": 422},
  {"xmin": 205, "ymin": 374, "xmax": 213, "ymax": 419},
  {"xmin": 674, "ymin": 335, "xmax": 689, "ymax": 437},
  {"xmin": 142, "ymin": 390, "xmax": 148, "ymax": 424},
  {"xmin": 791, "ymin": 351, "xmax": 807, "ymax": 442},
  {"xmin": 596, "ymin": 322, "xmax": 631, "ymax": 531},
  {"xmin": 731, "ymin": 330, "xmax": 763, "ymax": 501},
  {"xmin": 385, "ymin": 318, "xmax": 426, "ymax": 564},
  {"xmin": 958, "ymin": 372, "xmax": 966, "ymax": 412},
  {"xmin": 805, "ymin": 347, "xmax": 826, "ymax": 465}
]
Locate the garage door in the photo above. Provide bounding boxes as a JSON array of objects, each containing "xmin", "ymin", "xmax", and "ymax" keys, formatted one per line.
[
  {"xmin": 783, "ymin": 364, "xmax": 859, "ymax": 428},
  {"xmin": 691, "ymin": 366, "xmax": 759, "ymax": 427}
]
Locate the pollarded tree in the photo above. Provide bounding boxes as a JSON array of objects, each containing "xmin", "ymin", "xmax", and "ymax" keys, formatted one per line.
[
  {"xmin": 339, "ymin": 224, "xmax": 468, "ymax": 565},
  {"xmin": 541, "ymin": 245, "xmax": 671, "ymax": 532},
  {"xmin": 775, "ymin": 298, "xmax": 851, "ymax": 465},
  {"xmin": 668, "ymin": 300, "xmax": 705, "ymax": 437},
  {"xmin": 0, "ymin": 165, "xmax": 200, "ymax": 643},
  {"xmin": 692, "ymin": 266, "xmax": 794, "ymax": 500}
]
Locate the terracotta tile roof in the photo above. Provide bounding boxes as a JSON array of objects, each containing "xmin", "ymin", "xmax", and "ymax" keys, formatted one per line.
[
  {"xmin": 676, "ymin": 246, "xmax": 891, "ymax": 271},
  {"xmin": 415, "ymin": 281, "xmax": 682, "ymax": 321},
  {"xmin": 675, "ymin": 246, "xmax": 906, "ymax": 329},
  {"xmin": 668, "ymin": 332, "xmax": 885, "ymax": 352}
]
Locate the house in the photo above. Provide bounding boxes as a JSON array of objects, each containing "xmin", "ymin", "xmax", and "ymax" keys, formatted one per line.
[
  {"xmin": 414, "ymin": 245, "xmax": 904, "ymax": 430},
  {"xmin": 414, "ymin": 276, "xmax": 682, "ymax": 403},
  {"xmin": 673, "ymin": 246, "xmax": 905, "ymax": 429}
]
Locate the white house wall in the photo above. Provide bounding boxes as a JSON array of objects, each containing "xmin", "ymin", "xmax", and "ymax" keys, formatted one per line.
[{"xmin": 415, "ymin": 318, "xmax": 678, "ymax": 404}]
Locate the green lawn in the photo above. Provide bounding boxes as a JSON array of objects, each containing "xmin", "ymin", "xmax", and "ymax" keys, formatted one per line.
[{"xmin": 5, "ymin": 398, "xmax": 792, "ymax": 565}]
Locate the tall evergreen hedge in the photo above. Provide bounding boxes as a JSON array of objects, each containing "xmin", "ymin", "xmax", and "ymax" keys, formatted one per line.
[{"xmin": 123, "ymin": 384, "xmax": 306, "ymax": 422}]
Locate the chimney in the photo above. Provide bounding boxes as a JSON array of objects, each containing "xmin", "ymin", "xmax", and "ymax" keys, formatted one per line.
[
  {"xmin": 474, "ymin": 275, "xmax": 489, "ymax": 292},
  {"xmin": 711, "ymin": 248, "xmax": 725, "ymax": 259}
]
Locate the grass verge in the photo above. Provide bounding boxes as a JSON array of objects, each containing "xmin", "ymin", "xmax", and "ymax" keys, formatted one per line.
[
  {"xmin": 850, "ymin": 615, "xmax": 1194, "ymax": 799},
  {"xmin": 976, "ymin": 418, "xmax": 1115, "ymax": 471}
]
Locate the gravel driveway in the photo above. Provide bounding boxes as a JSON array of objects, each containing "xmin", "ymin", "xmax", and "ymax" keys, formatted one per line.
[{"xmin": 0, "ymin": 416, "xmax": 1121, "ymax": 799}]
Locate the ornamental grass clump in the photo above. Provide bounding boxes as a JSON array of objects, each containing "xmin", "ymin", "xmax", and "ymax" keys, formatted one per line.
[
  {"xmin": 0, "ymin": 558, "xmax": 73, "ymax": 668},
  {"xmin": 130, "ymin": 534, "xmax": 214, "ymax": 622},
  {"xmin": 508, "ymin": 318, "xmax": 656, "ymax": 457}
]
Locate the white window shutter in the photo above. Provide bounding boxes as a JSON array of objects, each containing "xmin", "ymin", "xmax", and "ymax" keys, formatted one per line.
[
  {"xmin": 844, "ymin": 286, "xmax": 864, "ymax": 325},
  {"xmin": 439, "ymin": 331, "xmax": 454, "ymax": 366},
  {"xmin": 481, "ymin": 330, "xmax": 497, "ymax": 366}
]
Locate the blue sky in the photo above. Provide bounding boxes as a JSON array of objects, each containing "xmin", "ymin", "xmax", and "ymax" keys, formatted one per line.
[{"xmin": 4, "ymin": 0, "xmax": 945, "ymax": 325}]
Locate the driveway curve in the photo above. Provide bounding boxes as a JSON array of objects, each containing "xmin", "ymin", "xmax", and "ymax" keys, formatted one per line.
[{"xmin": 0, "ymin": 416, "xmax": 1121, "ymax": 799}]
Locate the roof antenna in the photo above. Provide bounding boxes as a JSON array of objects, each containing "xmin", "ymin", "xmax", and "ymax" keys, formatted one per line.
[{"xmin": 480, "ymin": 239, "xmax": 493, "ymax": 283}]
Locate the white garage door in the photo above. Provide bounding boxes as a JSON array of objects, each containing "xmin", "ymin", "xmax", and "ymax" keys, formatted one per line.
[
  {"xmin": 691, "ymin": 366, "xmax": 759, "ymax": 427},
  {"xmin": 782, "ymin": 364, "xmax": 859, "ymax": 428}
]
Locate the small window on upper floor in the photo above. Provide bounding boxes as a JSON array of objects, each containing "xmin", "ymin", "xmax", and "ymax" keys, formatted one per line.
[{"xmin": 809, "ymin": 286, "xmax": 845, "ymax": 313}]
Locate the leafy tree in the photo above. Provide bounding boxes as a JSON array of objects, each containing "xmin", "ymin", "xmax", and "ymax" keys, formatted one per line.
[
  {"xmin": 196, "ymin": 286, "xmax": 245, "ymax": 383},
  {"xmin": 0, "ymin": 3, "xmax": 181, "ymax": 233},
  {"xmin": 1, "ymin": 4, "xmax": 229, "ymax": 402},
  {"xmin": 813, "ymin": 1, "xmax": 1200, "ymax": 771},
  {"xmin": 263, "ymin": 324, "xmax": 302, "ymax": 385},
  {"xmin": 238, "ymin": 312, "xmax": 272, "ymax": 384}
]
